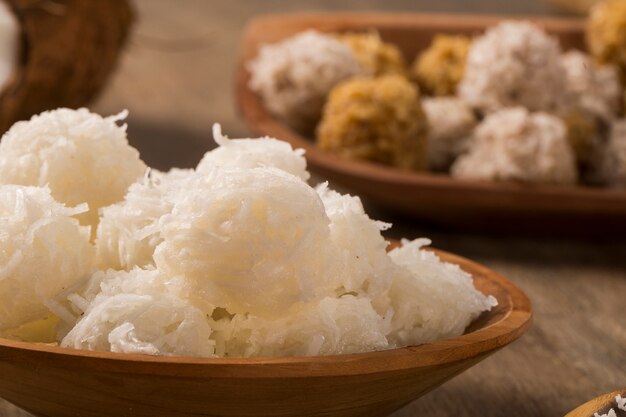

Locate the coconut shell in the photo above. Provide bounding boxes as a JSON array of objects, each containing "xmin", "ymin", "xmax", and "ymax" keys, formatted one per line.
[{"xmin": 0, "ymin": 0, "xmax": 134, "ymax": 133}]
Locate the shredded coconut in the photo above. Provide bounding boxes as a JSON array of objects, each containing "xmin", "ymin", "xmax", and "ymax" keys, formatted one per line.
[
  {"xmin": 0, "ymin": 108, "xmax": 146, "ymax": 230},
  {"xmin": 62, "ymin": 268, "xmax": 215, "ymax": 357},
  {"xmin": 337, "ymin": 31, "xmax": 406, "ymax": 76},
  {"xmin": 422, "ymin": 97, "xmax": 476, "ymax": 170},
  {"xmin": 210, "ymin": 296, "xmax": 389, "ymax": 358},
  {"xmin": 0, "ymin": 185, "xmax": 93, "ymax": 331},
  {"xmin": 452, "ymin": 107, "xmax": 578, "ymax": 184},
  {"xmin": 561, "ymin": 51, "xmax": 622, "ymax": 123},
  {"xmin": 1, "ymin": 116, "xmax": 497, "ymax": 358},
  {"xmin": 95, "ymin": 168, "xmax": 190, "ymax": 270},
  {"xmin": 197, "ymin": 124, "xmax": 309, "ymax": 181},
  {"xmin": 248, "ymin": 30, "xmax": 365, "ymax": 131},
  {"xmin": 386, "ymin": 239, "xmax": 497, "ymax": 345},
  {"xmin": 459, "ymin": 21, "xmax": 566, "ymax": 113},
  {"xmin": 153, "ymin": 166, "xmax": 341, "ymax": 319}
]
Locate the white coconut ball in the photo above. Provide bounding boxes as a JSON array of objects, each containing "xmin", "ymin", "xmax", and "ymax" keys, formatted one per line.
[
  {"xmin": 0, "ymin": 185, "xmax": 94, "ymax": 331},
  {"xmin": 315, "ymin": 183, "xmax": 394, "ymax": 305},
  {"xmin": 422, "ymin": 97, "xmax": 477, "ymax": 171},
  {"xmin": 0, "ymin": 108, "xmax": 146, "ymax": 229},
  {"xmin": 95, "ymin": 168, "xmax": 192, "ymax": 271},
  {"xmin": 459, "ymin": 21, "xmax": 565, "ymax": 113},
  {"xmin": 197, "ymin": 124, "xmax": 310, "ymax": 181},
  {"xmin": 386, "ymin": 239, "xmax": 497, "ymax": 346},
  {"xmin": 560, "ymin": 51, "xmax": 622, "ymax": 123},
  {"xmin": 154, "ymin": 166, "xmax": 340, "ymax": 318},
  {"xmin": 248, "ymin": 30, "xmax": 365, "ymax": 130},
  {"xmin": 62, "ymin": 268, "xmax": 215, "ymax": 357},
  {"xmin": 451, "ymin": 107, "xmax": 578, "ymax": 184},
  {"xmin": 210, "ymin": 295, "xmax": 389, "ymax": 358}
]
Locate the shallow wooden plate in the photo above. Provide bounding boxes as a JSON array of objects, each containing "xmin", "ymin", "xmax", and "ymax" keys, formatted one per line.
[
  {"xmin": 565, "ymin": 388, "xmax": 626, "ymax": 417},
  {"xmin": 235, "ymin": 13, "xmax": 626, "ymax": 237},
  {"xmin": 0, "ymin": 248, "xmax": 531, "ymax": 417}
]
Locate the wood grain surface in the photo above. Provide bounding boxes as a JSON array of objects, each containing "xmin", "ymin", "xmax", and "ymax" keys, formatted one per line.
[{"xmin": 1, "ymin": 1, "xmax": 624, "ymax": 416}]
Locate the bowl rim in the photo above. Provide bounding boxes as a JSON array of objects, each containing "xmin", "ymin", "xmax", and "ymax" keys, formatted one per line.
[
  {"xmin": 235, "ymin": 12, "xmax": 626, "ymax": 216},
  {"xmin": 564, "ymin": 388, "xmax": 626, "ymax": 417},
  {"xmin": 0, "ymin": 247, "xmax": 532, "ymax": 379}
]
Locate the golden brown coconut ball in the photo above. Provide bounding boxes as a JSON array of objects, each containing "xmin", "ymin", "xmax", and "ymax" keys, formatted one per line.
[
  {"xmin": 411, "ymin": 35, "xmax": 472, "ymax": 96},
  {"xmin": 337, "ymin": 31, "xmax": 407, "ymax": 76},
  {"xmin": 316, "ymin": 75, "xmax": 429, "ymax": 171},
  {"xmin": 587, "ymin": 0, "xmax": 626, "ymax": 83}
]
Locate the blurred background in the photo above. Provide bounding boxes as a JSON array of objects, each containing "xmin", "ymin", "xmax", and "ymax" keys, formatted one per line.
[{"xmin": 93, "ymin": 0, "xmax": 587, "ymax": 170}]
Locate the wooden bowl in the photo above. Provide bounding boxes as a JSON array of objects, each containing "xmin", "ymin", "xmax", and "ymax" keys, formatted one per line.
[
  {"xmin": 0, "ymin": 248, "xmax": 531, "ymax": 417},
  {"xmin": 565, "ymin": 388, "xmax": 626, "ymax": 417},
  {"xmin": 235, "ymin": 13, "xmax": 626, "ymax": 237}
]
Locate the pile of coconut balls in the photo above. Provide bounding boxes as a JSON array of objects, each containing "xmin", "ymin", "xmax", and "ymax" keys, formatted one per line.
[
  {"xmin": 0, "ymin": 108, "xmax": 495, "ymax": 358},
  {"xmin": 248, "ymin": 0, "xmax": 626, "ymax": 188}
]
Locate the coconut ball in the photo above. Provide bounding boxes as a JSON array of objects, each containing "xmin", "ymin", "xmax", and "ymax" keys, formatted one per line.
[
  {"xmin": 451, "ymin": 107, "xmax": 578, "ymax": 184},
  {"xmin": 0, "ymin": 108, "xmax": 146, "ymax": 230},
  {"xmin": 153, "ymin": 167, "xmax": 340, "ymax": 319},
  {"xmin": 95, "ymin": 168, "xmax": 191, "ymax": 271},
  {"xmin": 248, "ymin": 30, "xmax": 365, "ymax": 132},
  {"xmin": 316, "ymin": 75, "xmax": 429, "ymax": 171},
  {"xmin": 561, "ymin": 51, "xmax": 622, "ymax": 123},
  {"xmin": 62, "ymin": 268, "xmax": 215, "ymax": 357},
  {"xmin": 197, "ymin": 124, "xmax": 309, "ymax": 181},
  {"xmin": 596, "ymin": 119, "xmax": 626, "ymax": 187},
  {"xmin": 210, "ymin": 296, "xmax": 389, "ymax": 358},
  {"xmin": 315, "ymin": 183, "xmax": 394, "ymax": 303},
  {"xmin": 386, "ymin": 239, "xmax": 497, "ymax": 346},
  {"xmin": 412, "ymin": 35, "xmax": 472, "ymax": 96},
  {"xmin": 0, "ymin": 185, "xmax": 94, "ymax": 331},
  {"xmin": 459, "ymin": 21, "xmax": 565, "ymax": 113},
  {"xmin": 422, "ymin": 97, "xmax": 477, "ymax": 171},
  {"xmin": 587, "ymin": 0, "xmax": 626, "ymax": 84},
  {"xmin": 337, "ymin": 31, "xmax": 406, "ymax": 76}
]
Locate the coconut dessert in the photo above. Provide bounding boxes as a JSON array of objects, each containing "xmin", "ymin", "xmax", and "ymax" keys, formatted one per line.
[
  {"xmin": 337, "ymin": 31, "xmax": 407, "ymax": 76},
  {"xmin": 0, "ymin": 109, "xmax": 496, "ymax": 358},
  {"xmin": 316, "ymin": 75, "xmax": 429, "ymax": 171},
  {"xmin": 451, "ymin": 107, "xmax": 578, "ymax": 185},
  {"xmin": 248, "ymin": 30, "xmax": 365, "ymax": 132},
  {"xmin": 412, "ymin": 35, "xmax": 472, "ymax": 97},
  {"xmin": 422, "ymin": 97, "xmax": 476, "ymax": 171},
  {"xmin": 458, "ymin": 21, "xmax": 566, "ymax": 114},
  {"xmin": 0, "ymin": 108, "xmax": 146, "ymax": 230},
  {"xmin": 0, "ymin": 185, "xmax": 93, "ymax": 333},
  {"xmin": 246, "ymin": 6, "xmax": 626, "ymax": 189},
  {"xmin": 587, "ymin": 0, "xmax": 626, "ymax": 84}
]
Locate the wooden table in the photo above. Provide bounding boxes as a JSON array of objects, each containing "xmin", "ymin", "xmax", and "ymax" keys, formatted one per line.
[{"xmin": 2, "ymin": 1, "xmax": 624, "ymax": 416}]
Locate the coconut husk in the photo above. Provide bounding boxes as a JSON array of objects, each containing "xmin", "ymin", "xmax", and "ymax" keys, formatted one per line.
[{"xmin": 0, "ymin": 0, "xmax": 134, "ymax": 133}]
